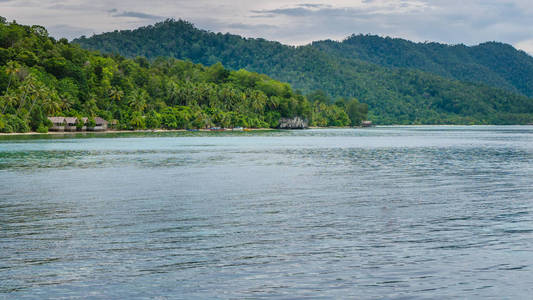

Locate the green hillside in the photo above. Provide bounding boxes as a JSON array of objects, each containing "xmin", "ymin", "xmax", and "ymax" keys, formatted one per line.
[
  {"xmin": 312, "ymin": 35, "xmax": 533, "ymax": 97},
  {"xmin": 74, "ymin": 19, "xmax": 533, "ymax": 124},
  {"xmin": 0, "ymin": 18, "xmax": 361, "ymax": 133}
]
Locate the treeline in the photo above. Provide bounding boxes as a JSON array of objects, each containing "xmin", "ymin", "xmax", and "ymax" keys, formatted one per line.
[
  {"xmin": 0, "ymin": 18, "xmax": 367, "ymax": 133},
  {"xmin": 74, "ymin": 19, "xmax": 533, "ymax": 124}
]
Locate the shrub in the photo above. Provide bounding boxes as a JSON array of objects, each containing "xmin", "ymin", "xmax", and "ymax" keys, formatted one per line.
[{"xmin": 36, "ymin": 123, "xmax": 48, "ymax": 133}]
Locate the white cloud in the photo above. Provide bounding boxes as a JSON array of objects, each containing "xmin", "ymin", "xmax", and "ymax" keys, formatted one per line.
[{"xmin": 515, "ymin": 39, "xmax": 533, "ymax": 55}]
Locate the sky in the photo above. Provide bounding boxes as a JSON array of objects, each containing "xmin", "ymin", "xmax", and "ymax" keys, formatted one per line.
[{"xmin": 1, "ymin": 0, "xmax": 533, "ymax": 54}]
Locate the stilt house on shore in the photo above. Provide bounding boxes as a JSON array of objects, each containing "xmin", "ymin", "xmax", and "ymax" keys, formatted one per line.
[{"xmin": 48, "ymin": 117, "xmax": 108, "ymax": 131}]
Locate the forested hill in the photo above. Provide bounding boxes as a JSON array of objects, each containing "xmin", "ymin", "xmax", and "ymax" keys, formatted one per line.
[
  {"xmin": 0, "ymin": 19, "xmax": 366, "ymax": 133},
  {"xmin": 73, "ymin": 19, "xmax": 533, "ymax": 124},
  {"xmin": 312, "ymin": 35, "xmax": 533, "ymax": 98}
]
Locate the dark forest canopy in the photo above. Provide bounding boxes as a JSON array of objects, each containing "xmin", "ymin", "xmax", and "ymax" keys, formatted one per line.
[
  {"xmin": 0, "ymin": 19, "xmax": 366, "ymax": 133},
  {"xmin": 74, "ymin": 19, "xmax": 533, "ymax": 125}
]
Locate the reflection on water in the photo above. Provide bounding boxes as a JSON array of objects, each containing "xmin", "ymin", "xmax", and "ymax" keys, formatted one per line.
[{"xmin": 1, "ymin": 126, "xmax": 533, "ymax": 298}]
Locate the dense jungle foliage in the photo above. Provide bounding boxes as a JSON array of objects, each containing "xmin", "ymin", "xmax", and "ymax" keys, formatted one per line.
[
  {"xmin": 312, "ymin": 35, "xmax": 533, "ymax": 98},
  {"xmin": 75, "ymin": 19, "xmax": 533, "ymax": 124},
  {"xmin": 0, "ymin": 18, "xmax": 367, "ymax": 133}
]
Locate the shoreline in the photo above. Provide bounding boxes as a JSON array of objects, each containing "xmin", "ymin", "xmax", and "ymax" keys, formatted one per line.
[
  {"xmin": 1, "ymin": 124, "xmax": 532, "ymax": 136},
  {"xmin": 0, "ymin": 128, "xmax": 274, "ymax": 136}
]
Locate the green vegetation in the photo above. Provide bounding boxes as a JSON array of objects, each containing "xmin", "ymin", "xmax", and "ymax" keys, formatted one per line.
[
  {"xmin": 0, "ymin": 19, "xmax": 364, "ymax": 133},
  {"xmin": 74, "ymin": 19, "xmax": 533, "ymax": 124},
  {"xmin": 312, "ymin": 35, "xmax": 533, "ymax": 97}
]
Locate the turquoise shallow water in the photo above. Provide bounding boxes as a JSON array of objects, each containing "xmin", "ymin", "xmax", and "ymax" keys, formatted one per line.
[{"xmin": 1, "ymin": 126, "xmax": 533, "ymax": 299}]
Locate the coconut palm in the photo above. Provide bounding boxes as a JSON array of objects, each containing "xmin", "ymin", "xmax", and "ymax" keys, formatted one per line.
[
  {"xmin": 108, "ymin": 87, "xmax": 124, "ymax": 110},
  {"xmin": 28, "ymin": 84, "xmax": 49, "ymax": 115},
  {"xmin": 83, "ymin": 98, "xmax": 98, "ymax": 116},
  {"xmin": 42, "ymin": 93, "xmax": 61, "ymax": 115},
  {"xmin": 1, "ymin": 94, "xmax": 18, "ymax": 114},
  {"xmin": 4, "ymin": 61, "xmax": 20, "ymax": 96},
  {"xmin": 61, "ymin": 96, "xmax": 74, "ymax": 111},
  {"xmin": 250, "ymin": 92, "xmax": 267, "ymax": 113},
  {"xmin": 267, "ymin": 95, "xmax": 279, "ymax": 110},
  {"xmin": 166, "ymin": 81, "xmax": 180, "ymax": 106},
  {"xmin": 17, "ymin": 74, "xmax": 37, "ymax": 111},
  {"xmin": 109, "ymin": 87, "xmax": 124, "ymax": 103},
  {"xmin": 128, "ymin": 89, "xmax": 147, "ymax": 112}
]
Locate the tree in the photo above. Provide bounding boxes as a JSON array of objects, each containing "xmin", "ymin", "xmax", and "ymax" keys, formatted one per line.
[
  {"xmin": 17, "ymin": 74, "xmax": 37, "ymax": 111},
  {"xmin": 145, "ymin": 111, "xmax": 161, "ymax": 128},
  {"xmin": 60, "ymin": 95, "xmax": 74, "ymax": 111},
  {"xmin": 128, "ymin": 89, "xmax": 147, "ymax": 112},
  {"xmin": 109, "ymin": 87, "xmax": 124, "ymax": 103},
  {"xmin": 1, "ymin": 94, "xmax": 17, "ymax": 114},
  {"xmin": 346, "ymin": 98, "xmax": 368, "ymax": 126},
  {"xmin": 83, "ymin": 98, "xmax": 98, "ymax": 116},
  {"xmin": 308, "ymin": 90, "xmax": 330, "ymax": 104},
  {"xmin": 4, "ymin": 61, "xmax": 20, "ymax": 96},
  {"xmin": 129, "ymin": 111, "xmax": 145, "ymax": 129},
  {"xmin": 41, "ymin": 92, "xmax": 61, "ymax": 115}
]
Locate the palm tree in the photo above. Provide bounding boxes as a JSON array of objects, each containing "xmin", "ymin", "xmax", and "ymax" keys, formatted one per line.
[
  {"xmin": 83, "ymin": 98, "xmax": 98, "ymax": 116},
  {"xmin": 1, "ymin": 94, "xmax": 17, "ymax": 114},
  {"xmin": 166, "ymin": 82, "xmax": 180, "ymax": 106},
  {"xmin": 267, "ymin": 95, "xmax": 279, "ymax": 110},
  {"xmin": 108, "ymin": 87, "xmax": 124, "ymax": 110},
  {"xmin": 18, "ymin": 74, "xmax": 37, "ymax": 111},
  {"xmin": 28, "ymin": 84, "xmax": 49, "ymax": 115},
  {"xmin": 128, "ymin": 89, "xmax": 147, "ymax": 112},
  {"xmin": 109, "ymin": 87, "xmax": 124, "ymax": 103},
  {"xmin": 60, "ymin": 96, "xmax": 74, "ymax": 111},
  {"xmin": 129, "ymin": 111, "xmax": 145, "ymax": 129},
  {"xmin": 42, "ymin": 94, "xmax": 61, "ymax": 115},
  {"xmin": 250, "ymin": 92, "xmax": 267, "ymax": 113},
  {"xmin": 4, "ymin": 61, "xmax": 20, "ymax": 96}
]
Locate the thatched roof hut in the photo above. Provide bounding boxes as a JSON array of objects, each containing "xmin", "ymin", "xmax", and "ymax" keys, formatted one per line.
[
  {"xmin": 48, "ymin": 117, "xmax": 65, "ymax": 124},
  {"xmin": 47, "ymin": 116, "xmax": 109, "ymax": 131}
]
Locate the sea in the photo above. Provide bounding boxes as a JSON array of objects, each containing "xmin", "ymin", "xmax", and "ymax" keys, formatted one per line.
[{"xmin": 1, "ymin": 126, "xmax": 532, "ymax": 299}]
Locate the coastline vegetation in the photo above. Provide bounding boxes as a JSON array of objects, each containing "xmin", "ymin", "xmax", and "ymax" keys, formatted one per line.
[
  {"xmin": 75, "ymin": 19, "xmax": 533, "ymax": 125},
  {"xmin": 0, "ymin": 18, "xmax": 367, "ymax": 133}
]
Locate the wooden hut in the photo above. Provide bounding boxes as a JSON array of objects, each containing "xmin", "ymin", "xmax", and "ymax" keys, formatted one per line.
[
  {"xmin": 94, "ymin": 117, "xmax": 108, "ymax": 131},
  {"xmin": 64, "ymin": 117, "xmax": 78, "ymax": 131},
  {"xmin": 48, "ymin": 117, "xmax": 65, "ymax": 131},
  {"xmin": 47, "ymin": 116, "xmax": 109, "ymax": 132},
  {"xmin": 85, "ymin": 117, "xmax": 108, "ymax": 131}
]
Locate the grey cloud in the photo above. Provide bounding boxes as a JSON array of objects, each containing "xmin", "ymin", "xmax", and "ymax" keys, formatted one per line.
[
  {"xmin": 252, "ymin": 5, "xmax": 404, "ymax": 19},
  {"xmin": 297, "ymin": 3, "xmax": 331, "ymax": 8},
  {"xmin": 2, "ymin": 0, "xmax": 533, "ymax": 54},
  {"xmin": 247, "ymin": 1, "xmax": 533, "ymax": 50},
  {"xmin": 113, "ymin": 11, "xmax": 163, "ymax": 20},
  {"xmin": 3, "ymin": 0, "xmax": 43, "ymax": 7},
  {"xmin": 252, "ymin": 7, "xmax": 313, "ymax": 17},
  {"xmin": 250, "ymin": 14, "xmax": 276, "ymax": 19},
  {"xmin": 47, "ymin": 24, "xmax": 94, "ymax": 40},
  {"xmin": 224, "ymin": 23, "xmax": 278, "ymax": 31},
  {"xmin": 190, "ymin": 17, "xmax": 280, "ymax": 37}
]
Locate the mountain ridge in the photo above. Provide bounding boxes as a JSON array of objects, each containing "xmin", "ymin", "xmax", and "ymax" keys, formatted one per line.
[
  {"xmin": 312, "ymin": 34, "xmax": 533, "ymax": 97},
  {"xmin": 73, "ymin": 19, "xmax": 533, "ymax": 124}
]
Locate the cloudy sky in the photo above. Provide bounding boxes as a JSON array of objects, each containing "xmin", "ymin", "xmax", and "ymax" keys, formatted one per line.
[{"xmin": 2, "ymin": 0, "xmax": 533, "ymax": 54}]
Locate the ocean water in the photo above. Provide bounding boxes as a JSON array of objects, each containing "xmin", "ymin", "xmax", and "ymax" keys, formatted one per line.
[{"xmin": 1, "ymin": 126, "xmax": 532, "ymax": 299}]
